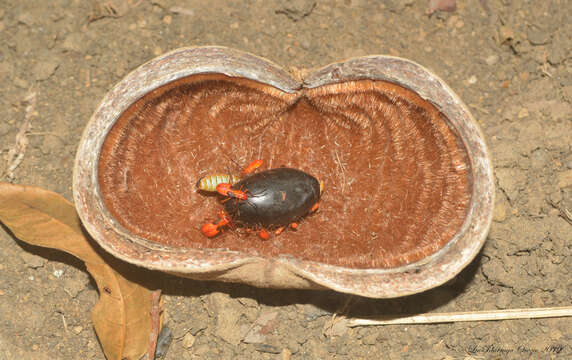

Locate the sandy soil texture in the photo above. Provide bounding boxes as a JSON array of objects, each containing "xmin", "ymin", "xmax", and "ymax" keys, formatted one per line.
[{"xmin": 0, "ymin": 0, "xmax": 570, "ymax": 359}]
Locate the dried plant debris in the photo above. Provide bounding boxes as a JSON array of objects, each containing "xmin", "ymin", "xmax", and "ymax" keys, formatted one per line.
[
  {"xmin": 427, "ymin": 0, "xmax": 489, "ymax": 15},
  {"xmin": 3, "ymin": 92, "xmax": 35, "ymax": 182},
  {"xmin": 0, "ymin": 183, "xmax": 163, "ymax": 360},
  {"xmin": 346, "ymin": 306, "xmax": 572, "ymax": 326},
  {"xmin": 88, "ymin": 0, "xmax": 142, "ymax": 22},
  {"xmin": 427, "ymin": 0, "xmax": 457, "ymax": 15},
  {"xmin": 147, "ymin": 290, "xmax": 164, "ymax": 359},
  {"xmin": 168, "ymin": 6, "xmax": 195, "ymax": 16}
]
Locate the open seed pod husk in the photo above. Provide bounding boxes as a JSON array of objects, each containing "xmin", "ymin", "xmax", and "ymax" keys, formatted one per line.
[{"xmin": 73, "ymin": 46, "xmax": 494, "ymax": 298}]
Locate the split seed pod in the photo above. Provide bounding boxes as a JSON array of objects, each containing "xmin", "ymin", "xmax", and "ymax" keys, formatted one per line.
[{"xmin": 73, "ymin": 47, "xmax": 494, "ymax": 298}]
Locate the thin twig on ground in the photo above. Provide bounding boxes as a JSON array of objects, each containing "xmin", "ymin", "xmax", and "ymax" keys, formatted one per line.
[
  {"xmin": 4, "ymin": 92, "xmax": 36, "ymax": 181},
  {"xmin": 346, "ymin": 306, "xmax": 572, "ymax": 327}
]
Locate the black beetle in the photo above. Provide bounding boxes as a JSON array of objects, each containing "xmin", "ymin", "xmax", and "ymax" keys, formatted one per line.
[
  {"xmin": 225, "ymin": 167, "xmax": 321, "ymax": 228},
  {"xmin": 199, "ymin": 162, "xmax": 322, "ymax": 239}
]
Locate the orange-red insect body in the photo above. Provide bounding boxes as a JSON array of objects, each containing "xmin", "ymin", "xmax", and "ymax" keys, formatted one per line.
[
  {"xmin": 258, "ymin": 229, "xmax": 269, "ymax": 240},
  {"xmin": 201, "ymin": 211, "xmax": 231, "ymax": 237},
  {"xmin": 216, "ymin": 183, "xmax": 247, "ymax": 200},
  {"xmin": 241, "ymin": 159, "xmax": 263, "ymax": 176}
]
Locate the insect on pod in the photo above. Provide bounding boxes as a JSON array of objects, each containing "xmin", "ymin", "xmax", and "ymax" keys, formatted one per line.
[
  {"xmin": 75, "ymin": 46, "xmax": 494, "ymax": 299},
  {"xmin": 200, "ymin": 160, "xmax": 322, "ymax": 239}
]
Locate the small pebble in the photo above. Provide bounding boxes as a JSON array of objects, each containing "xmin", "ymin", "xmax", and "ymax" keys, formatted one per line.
[
  {"xmin": 517, "ymin": 108, "xmax": 529, "ymax": 118},
  {"xmin": 156, "ymin": 326, "xmax": 173, "ymax": 357},
  {"xmin": 61, "ymin": 33, "xmax": 87, "ymax": 52},
  {"xmin": 33, "ymin": 59, "xmax": 60, "ymax": 81},
  {"xmin": 16, "ymin": 12, "xmax": 35, "ymax": 25},
  {"xmin": 300, "ymin": 38, "xmax": 311, "ymax": 50},
  {"xmin": 53, "ymin": 269, "xmax": 65, "ymax": 278},
  {"xmin": 550, "ymin": 329, "xmax": 562, "ymax": 340},
  {"xmin": 561, "ymin": 85, "xmax": 572, "ymax": 102},
  {"xmin": 20, "ymin": 252, "xmax": 47, "ymax": 269},
  {"xmin": 63, "ymin": 277, "xmax": 87, "ymax": 298},
  {"xmin": 41, "ymin": 135, "xmax": 64, "ymax": 155},
  {"xmin": 13, "ymin": 77, "xmax": 29, "ymax": 88},
  {"xmin": 485, "ymin": 54, "xmax": 499, "ymax": 65},
  {"xmin": 193, "ymin": 344, "xmax": 209, "ymax": 355},
  {"xmin": 557, "ymin": 169, "xmax": 572, "ymax": 189},
  {"xmin": 495, "ymin": 291, "xmax": 513, "ymax": 309},
  {"xmin": 255, "ymin": 344, "xmax": 282, "ymax": 354},
  {"xmin": 467, "ymin": 75, "xmax": 477, "ymax": 85},
  {"xmin": 548, "ymin": 35, "xmax": 567, "ymax": 64},
  {"xmin": 527, "ymin": 27, "xmax": 550, "ymax": 45},
  {"xmin": 446, "ymin": 15, "xmax": 459, "ymax": 29},
  {"xmin": 493, "ymin": 196, "xmax": 509, "ymax": 222},
  {"xmin": 0, "ymin": 122, "xmax": 10, "ymax": 136},
  {"xmin": 499, "ymin": 26, "xmax": 514, "ymax": 41},
  {"xmin": 169, "ymin": 6, "xmax": 195, "ymax": 16},
  {"xmin": 182, "ymin": 332, "xmax": 195, "ymax": 349}
]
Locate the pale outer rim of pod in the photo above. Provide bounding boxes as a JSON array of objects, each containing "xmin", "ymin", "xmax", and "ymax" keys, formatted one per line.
[{"xmin": 73, "ymin": 46, "xmax": 494, "ymax": 299}]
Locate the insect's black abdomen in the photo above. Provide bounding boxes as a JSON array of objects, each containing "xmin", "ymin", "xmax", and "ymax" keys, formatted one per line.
[{"xmin": 224, "ymin": 168, "xmax": 320, "ymax": 228}]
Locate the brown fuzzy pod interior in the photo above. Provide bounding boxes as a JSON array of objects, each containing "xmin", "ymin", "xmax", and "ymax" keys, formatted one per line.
[{"xmin": 98, "ymin": 74, "xmax": 472, "ymax": 269}]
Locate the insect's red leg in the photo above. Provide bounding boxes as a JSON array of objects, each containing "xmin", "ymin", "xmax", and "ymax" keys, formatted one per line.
[
  {"xmin": 310, "ymin": 202, "xmax": 319, "ymax": 212},
  {"xmin": 242, "ymin": 159, "xmax": 263, "ymax": 176},
  {"xmin": 230, "ymin": 190, "xmax": 248, "ymax": 200},
  {"xmin": 216, "ymin": 217, "xmax": 230, "ymax": 228},
  {"xmin": 274, "ymin": 226, "xmax": 285, "ymax": 235},
  {"xmin": 290, "ymin": 222, "xmax": 298, "ymax": 229},
  {"xmin": 216, "ymin": 183, "xmax": 233, "ymax": 197},
  {"xmin": 258, "ymin": 229, "xmax": 269, "ymax": 240}
]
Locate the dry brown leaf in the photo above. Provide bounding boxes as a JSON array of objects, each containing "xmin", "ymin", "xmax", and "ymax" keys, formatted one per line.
[{"xmin": 0, "ymin": 182, "xmax": 160, "ymax": 360}]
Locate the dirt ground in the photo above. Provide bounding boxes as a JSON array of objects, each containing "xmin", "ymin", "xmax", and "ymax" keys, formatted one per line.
[{"xmin": 1, "ymin": 0, "xmax": 571, "ymax": 359}]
